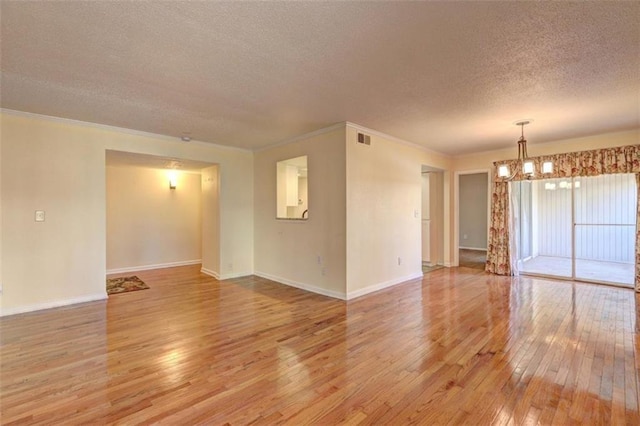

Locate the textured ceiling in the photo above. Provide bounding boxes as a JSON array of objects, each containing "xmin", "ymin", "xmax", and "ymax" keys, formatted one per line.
[{"xmin": 1, "ymin": 2, "xmax": 638, "ymax": 155}]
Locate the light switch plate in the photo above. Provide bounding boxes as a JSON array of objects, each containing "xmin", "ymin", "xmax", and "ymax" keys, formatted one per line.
[{"xmin": 35, "ymin": 210, "xmax": 45, "ymax": 222}]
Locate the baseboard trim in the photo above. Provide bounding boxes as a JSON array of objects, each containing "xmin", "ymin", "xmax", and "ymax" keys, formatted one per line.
[
  {"xmin": 254, "ymin": 271, "xmax": 346, "ymax": 300},
  {"xmin": 200, "ymin": 267, "xmax": 220, "ymax": 280},
  {"xmin": 107, "ymin": 259, "xmax": 202, "ymax": 275},
  {"xmin": 459, "ymin": 247, "xmax": 487, "ymax": 251},
  {"xmin": 346, "ymin": 272, "xmax": 424, "ymax": 300},
  {"xmin": 220, "ymin": 271, "xmax": 253, "ymax": 280},
  {"xmin": 201, "ymin": 268, "xmax": 254, "ymax": 280},
  {"xmin": 0, "ymin": 293, "xmax": 108, "ymax": 317}
]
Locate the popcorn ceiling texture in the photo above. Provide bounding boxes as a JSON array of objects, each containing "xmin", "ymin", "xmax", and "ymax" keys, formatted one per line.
[{"xmin": 1, "ymin": 1, "xmax": 638, "ymax": 154}]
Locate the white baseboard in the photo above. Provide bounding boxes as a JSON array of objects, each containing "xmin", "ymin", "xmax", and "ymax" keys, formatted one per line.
[
  {"xmin": 201, "ymin": 268, "xmax": 253, "ymax": 280},
  {"xmin": 254, "ymin": 271, "xmax": 346, "ymax": 300},
  {"xmin": 219, "ymin": 271, "xmax": 253, "ymax": 280},
  {"xmin": 107, "ymin": 259, "xmax": 201, "ymax": 275},
  {"xmin": 346, "ymin": 271, "xmax": 424, "ymax": 300},
  {"xmin": 200, "ymin": 267, "xmax": 220, "ymax": 280},
  {"xmin": 459, "ymin": 247, "xmax": 487, "ymax": 251},
  {"xmin": 0, "ymin": 293, "xmax": 108, "ymax": 317}
]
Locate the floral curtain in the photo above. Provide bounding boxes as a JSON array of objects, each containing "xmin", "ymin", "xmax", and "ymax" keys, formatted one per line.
[
  {"xmin": 495, "ymin": 145, "xmax": 640, "ymax": 180},
  {"xmin": 486, "ymin": 180, "xmax": 511, "ymax": 275},
  {"xmin": 636, "ymin": 173, "xmax": 640, "ymax": 292},
  {"xmin": 487, "ymin": 144, "xmax": 640, "ymax": 284}
]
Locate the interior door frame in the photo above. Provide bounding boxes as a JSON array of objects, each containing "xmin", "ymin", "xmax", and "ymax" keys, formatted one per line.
[{"xmin": 453, "ymin": 169, "xmax": 491, "ymax": 267}]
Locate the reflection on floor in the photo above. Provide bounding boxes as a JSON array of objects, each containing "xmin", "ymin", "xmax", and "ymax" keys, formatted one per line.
[
  {"xmin": 422, "ymin": 262, "xmax": 444, "ymax": 273},
  {"xmin": 459, "ymin": 249, "xmax": 486, "ymax": 270},
  {"xmin": 520, "ymin": 255, "xmax": 634, "ymax": 287}
]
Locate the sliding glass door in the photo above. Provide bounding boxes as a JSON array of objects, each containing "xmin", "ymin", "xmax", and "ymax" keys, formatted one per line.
[
  {"xmin": 514, "ymin": 174, "xmax": 637, "ymax": 287},
  {"xmin": 516, "ymin": 178, "xmax": 573, "ymax": 279},
  {"xmin": 574, "ymin": 174, "xmax": 636, "ymax": 285}
]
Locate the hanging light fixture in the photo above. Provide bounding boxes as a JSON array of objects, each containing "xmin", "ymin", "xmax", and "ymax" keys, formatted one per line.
[{"xmin": 498, "ymin": 120, "xmax": 553, "ymax": 180}]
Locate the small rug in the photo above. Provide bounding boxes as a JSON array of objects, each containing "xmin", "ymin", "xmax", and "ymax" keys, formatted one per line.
[{"xmin": 106, "ymin": 276, "xmax": 149, "ymax": 295}]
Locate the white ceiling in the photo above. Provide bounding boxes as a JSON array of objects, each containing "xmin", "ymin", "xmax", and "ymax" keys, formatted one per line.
[{"xmin": 2, "ymin": 2, "xmax": 638, "ymax": 155}]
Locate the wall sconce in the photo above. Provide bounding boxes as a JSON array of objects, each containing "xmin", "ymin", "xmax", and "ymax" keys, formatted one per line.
[{"xmin": 168, "ymin": 172, "xmax": 177, "ymax": 189}]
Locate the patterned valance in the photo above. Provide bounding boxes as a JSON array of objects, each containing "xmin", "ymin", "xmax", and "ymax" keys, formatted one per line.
[{"xmin": 493, "ymin": 144, "xmax": 640, "ymax": 182}]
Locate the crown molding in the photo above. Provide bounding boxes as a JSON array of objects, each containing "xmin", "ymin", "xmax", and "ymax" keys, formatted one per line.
[
  {"xmin": 1, "ymin": 109, "xmax": 460, "ymax": 158},
  {"xmin": 254, "ymin": 122, "xmax": 346, "ymax": 152},
  {"xmin": 0, "ymin": 108, "xmax": 252, "ymax": 153},
  {"xmin": 345, "ymin": 121, "xmax": 451, "ymax": 158},
  {"xmin": 254, "ymin": 120, "xmax": 453, "ymax": 158}
]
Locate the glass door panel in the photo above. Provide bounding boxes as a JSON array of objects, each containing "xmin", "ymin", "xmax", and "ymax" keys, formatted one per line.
[
  {"xmin": 574, "ymin": 174, "xmax": 636, "ymax": 287},
  {"xmin": 518, "ymin": 178, "xmax": 572, "ymax": 278}
]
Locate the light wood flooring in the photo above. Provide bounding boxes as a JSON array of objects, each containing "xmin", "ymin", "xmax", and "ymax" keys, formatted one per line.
[
  {"xmin": 1, "ymin": 265, "xmax": 640, "ymax": 424},
  {"xmin": 459, "ymin": 248, "xmax": 487, "ymax": 270}
]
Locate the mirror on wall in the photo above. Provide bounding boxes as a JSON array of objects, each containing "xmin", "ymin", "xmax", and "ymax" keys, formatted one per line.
[{"xmin": 276, "ymin": 155, "xmax": 308, "ymax": 220}]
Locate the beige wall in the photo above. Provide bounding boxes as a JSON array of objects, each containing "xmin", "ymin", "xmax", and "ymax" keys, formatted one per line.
[
  {"xmin": 106, "ymin": 165, "xmax": 202, "ymax": 271},
  {"xmin": 201, "ymin": 165, "xmax": 220, "ymax": 277},
  {"xmin": 254, "ymin": 126, "xmax": 347, "ymax": 298},
  {"xmin": 421, "ymin": 173, "xmax": 430, "ymax": 262},
  {"xmin": 346, "ymin": 126, "xmax": 424, "ymax": 296},
  {"xmin": 1, "ymin": 114, "xmax": 108, "ymax": 315},
  {"xmin": 428, "ymin": 171, "xmax": 445, "ymax": 265},
  {"xmin": 345, "ymin": 124, "xmax": 453, "ymax": 270},
  {"xmin": 255, "ymin": 123, "xmax": 452, "ymax": 300},
  {"xmin": 0, "ymin": 112, "xmax": 253, "ymax": 315}
]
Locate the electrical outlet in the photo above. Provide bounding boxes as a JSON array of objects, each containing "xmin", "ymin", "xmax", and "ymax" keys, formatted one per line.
[
  {"xmin": 35, "ymin": 210, "xmax": 45, "ymax": 222},
  {"xmin": 321, "ymin": 267, "xmax": 326, "ymax": 276},
  {"xmin": 463, "ymin": 234, "xmax": 468, "ymax": 240},
  {"xmin": 398, "ymin": 257, "xmax": 402, "ymax": 266},
  {"xmin": 317, "ymin": 255, "xmax": 322, "ymax": 265}
]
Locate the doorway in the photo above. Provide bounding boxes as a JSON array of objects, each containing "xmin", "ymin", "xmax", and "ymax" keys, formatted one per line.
[
  {"xmin": 514, "ymin": 174, "xmax": 637, "ymax": 287},
  {"xmin": 105, "ymin": 150, "xmax": 220, "ymax": 279},
  {"xmin": 455, "ymin": 171, "xmax": 490, "ymax": 269},
  {"xmin": 421, "ymin": 166, "xmax": 445, "ymax": 272}
]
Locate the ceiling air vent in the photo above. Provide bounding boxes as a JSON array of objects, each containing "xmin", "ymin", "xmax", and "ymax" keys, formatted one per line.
[{"xmin": 357, "ymin": 132, "xmax": 371, "ymax": 145}]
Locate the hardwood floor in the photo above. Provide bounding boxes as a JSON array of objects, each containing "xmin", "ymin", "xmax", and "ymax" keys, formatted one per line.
[
  {"xmin": 2, "ymin": 265, "xmax": 639, "ymax": 424},
  {"xmin": 459, "ymin": 249, "xmax": 487, "ymax": 270}
]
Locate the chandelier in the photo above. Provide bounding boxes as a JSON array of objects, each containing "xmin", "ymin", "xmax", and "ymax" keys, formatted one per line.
[{"xmin": 498, "ymin": 120, "xmax": 553, "ymax": 180}]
